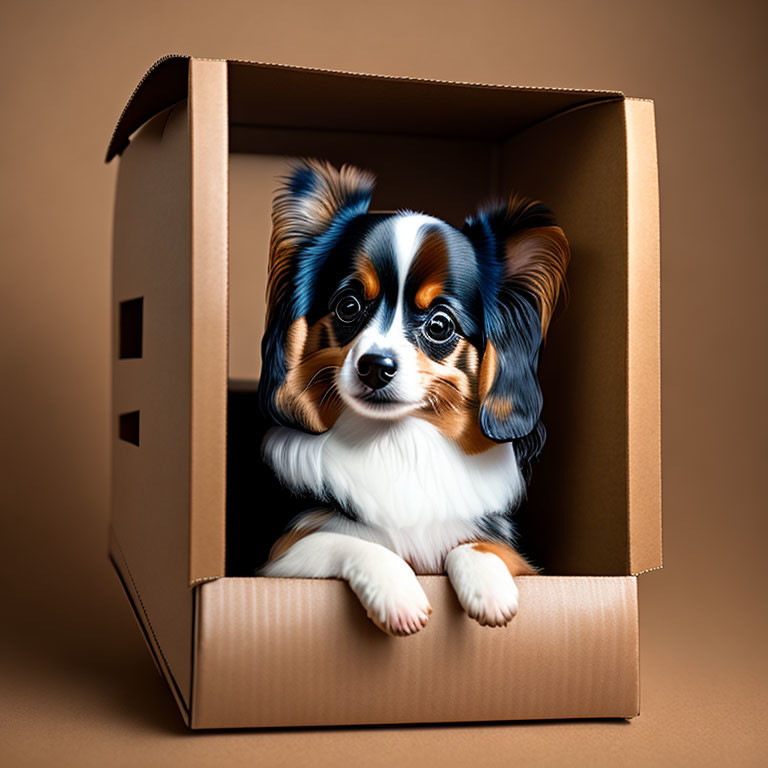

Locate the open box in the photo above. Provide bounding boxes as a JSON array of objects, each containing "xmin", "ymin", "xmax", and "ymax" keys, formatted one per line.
[{"xmin": 107, "ymin": 55, "xmax": 661, "ymax": 729}]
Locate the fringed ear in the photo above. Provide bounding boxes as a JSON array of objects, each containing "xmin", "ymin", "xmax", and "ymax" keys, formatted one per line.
[
  {"xmin": 463, "ymin": 196, "xmax": 570, "ymax": 453},
  {"xmin": 260, "ymin": 159, "xmax": 376, "ymax": 431}
]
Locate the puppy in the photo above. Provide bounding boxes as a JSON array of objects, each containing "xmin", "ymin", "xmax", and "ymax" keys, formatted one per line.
[{"xmin": 258, "ymin": 159, "xmax": 569, "ymax": 636}]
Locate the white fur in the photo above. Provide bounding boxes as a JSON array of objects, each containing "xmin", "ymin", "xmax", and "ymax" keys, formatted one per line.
[
  {"xmin": 393, "ymin": 214, "xmax": 439, "ymax": 279},
  {"xmin": 263, "ymin": 409, "xmax": 524, "ymax": 573},
  {"xmin": 445, "ymin": 543, "xmax": 519, "ymax": 626},
  {"xmin": 261, "ymin": 531, "xmax": 432, "ymax": 635}
]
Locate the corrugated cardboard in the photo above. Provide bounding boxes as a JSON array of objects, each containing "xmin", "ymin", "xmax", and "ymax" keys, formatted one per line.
[
  {"xmin": 625, "ymin": 99, "xmax": 662, "ymax": 575},
  {"xmin": 192, "ymin": 576, "xmax": 639, "ymax": 728},
  {"xmin": 108, "ymin": 55, "xmax": 661, "ymax": 729},
  {"xmin": 188, "ymin": 59, "xmax": 228, "ymax": 585},
  {"xmin": 111, "ymin": 96, "xmax": 194, "ymax": 709}
]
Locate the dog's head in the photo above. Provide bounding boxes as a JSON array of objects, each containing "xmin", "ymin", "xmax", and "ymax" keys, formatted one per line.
[{"xmin": 260, "ymin": 159, "xmax": 569, "ymax": 462}]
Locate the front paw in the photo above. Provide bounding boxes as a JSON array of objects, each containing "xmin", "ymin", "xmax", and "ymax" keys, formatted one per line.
[
  {"xmin": 445, "ymin": 543, "xmax": 519, "ymax": 627},
  {"xmin": 345, "ymin": 551, "xmax": 432, "ymax": 637}
]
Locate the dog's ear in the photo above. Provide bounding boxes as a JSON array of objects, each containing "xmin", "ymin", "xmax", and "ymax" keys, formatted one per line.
[
  {"xmin": 462, "ymin": 196, "xmax": 569, "ymax": 447},
  {"xmin": 260, "ymin": 159, "xmax": 376, "ymax": 430}
]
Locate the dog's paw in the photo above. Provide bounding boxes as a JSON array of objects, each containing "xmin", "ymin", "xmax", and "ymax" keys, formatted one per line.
[
  {"xmin": 345, "ymin": 550, "xmax": 432, "ymax": 637},
  {"xmin": 445, "ymin": 543, "xmax": 519, "ymax": 627}
]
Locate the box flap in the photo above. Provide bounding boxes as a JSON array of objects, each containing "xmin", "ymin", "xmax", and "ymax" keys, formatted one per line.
[
  {"xmin": 625, "ymin": 98, "xmax": 662, "ymax": 574},
  {"xmin": 188, "ymin": 59, "xmax": 228, "ymax": 585},
  {"xmin": 106, "ymin": 54, "xmax": 191, "ymax": 162},
  {"xmin": 191, "ymin": 575, "xmax": 639, "ymax": 728},
  {"xmin": 227, "ymin": 59, "xmax": 623, "ymax": 140},
  {"xmin": 107, "ymin": 54, "xmax": 623, "ymax": 162}
]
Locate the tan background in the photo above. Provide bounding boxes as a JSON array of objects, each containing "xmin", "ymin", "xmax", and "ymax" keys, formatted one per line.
[{"xmin": 1, "ymin": 1, "xmax": 766, "ymax": 765}]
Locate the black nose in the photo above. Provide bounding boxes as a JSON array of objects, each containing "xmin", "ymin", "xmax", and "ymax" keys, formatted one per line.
[{"xmin": 356, "ymin": 353, "xmax": 397, "ymax": 390}]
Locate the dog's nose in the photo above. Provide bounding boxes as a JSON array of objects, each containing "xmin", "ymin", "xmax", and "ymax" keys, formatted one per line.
[{"xmin": 356, "ymin": 353, "xmax": 397, "ymax": 390}]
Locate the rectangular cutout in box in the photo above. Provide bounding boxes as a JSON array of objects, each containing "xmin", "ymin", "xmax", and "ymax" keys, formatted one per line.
[
  {"xmin": 119, "ymin": 297, "xmax": 143, "ymax": 359},
  {"xmin": 119, "ymin": 410, "xmax": 140, "ymax": 446}
]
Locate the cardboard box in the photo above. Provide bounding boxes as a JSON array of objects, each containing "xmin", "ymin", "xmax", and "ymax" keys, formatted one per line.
[{"xmin": 107, "ymin": 55, "xmax": 661, "ymax": 729}]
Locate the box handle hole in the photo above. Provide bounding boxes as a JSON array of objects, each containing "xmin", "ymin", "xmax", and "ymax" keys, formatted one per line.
[
  {"xmin": 119, "ymin": 297, "xmax": 143, "ymax": 359},
  {"xmin": 119, "ymin": 411, "xmax": 140, "ymax": 446}
]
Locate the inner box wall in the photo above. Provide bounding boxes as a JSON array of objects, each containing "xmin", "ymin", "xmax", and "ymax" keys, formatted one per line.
[{"xmin": 503, "ymin": 101, "xmax": 631, "ymax": 575}]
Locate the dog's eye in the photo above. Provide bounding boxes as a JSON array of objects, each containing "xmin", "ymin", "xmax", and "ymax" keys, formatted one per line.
[
  {"xmin": 334, "ymin": 293, "xmax": 363, "ymax": 323},
  {"xmin": 424, "ymin": 310, "xmax": 455, "ymax": 343}
]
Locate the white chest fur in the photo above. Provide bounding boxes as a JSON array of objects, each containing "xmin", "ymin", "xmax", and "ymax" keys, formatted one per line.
[{"xmin": 263, "ymin": 411, "xmax": 524, "ymax": 530}]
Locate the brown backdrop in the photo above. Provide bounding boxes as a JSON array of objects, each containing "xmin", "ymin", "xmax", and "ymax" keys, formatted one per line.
[{"xmin": 1, "ymin": 1, "xmax": 766, "ymax": 765}]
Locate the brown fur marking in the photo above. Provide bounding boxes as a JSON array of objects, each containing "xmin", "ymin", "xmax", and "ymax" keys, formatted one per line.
[
  {"xmin": 485, "ymin": 394, "xmax": 513, "ymax": 420},
  {"xmin": 355, "ymin": 253, "xmax": 380, "ymax": 299},
  {"xmin": 415, "ymin": 281, "xmax": 443, "ymax": 310},
  {"xmin": 472, "ymin": 541, "xmax": 539, "ymax": 575},
  {"xmin": 409, "ymin": 228, "xmax": 449, "ymax": 309},
  {"xmin": 268, "ymin": 511, "xmax": 335, "ymax": 561},
  {"xmin": 476, "ymin": 341, "xmax": 513, "ymax": 421},
  {"xmin": 275, "ymin": 315, "xmax": 348, "ymax": 432},
  {"xmin": 415, "ymin": 340, "xmax": 496, "ymax": 455},
  {"xmin": 477, "ymin": 341, "xmax": 497, "ymax": 403},
  {"xmin": 503, "ymin": 213, "xmax": 570, "ymax": 337}
]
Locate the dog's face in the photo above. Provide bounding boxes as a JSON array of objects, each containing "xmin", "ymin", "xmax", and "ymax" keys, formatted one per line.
[{"xmin": 260, "ymin": 160, "xmax": 569, "ymax": 459}]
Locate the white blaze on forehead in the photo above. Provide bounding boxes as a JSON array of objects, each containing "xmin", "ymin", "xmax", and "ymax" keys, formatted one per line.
[
  {"xmin": 393, "ymin": 214, "xmax": 442, "ymax": 288},
  {"xmin": 339, "ymin": 213, "xmax": 445, "ymax": 415},
  {"xmin": 379, "ymin": 213, "xmax": 442, "ymax": 339}
]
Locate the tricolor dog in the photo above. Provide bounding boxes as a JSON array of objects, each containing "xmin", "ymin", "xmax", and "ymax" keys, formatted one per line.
[{"xmin": 258, "ymin": 159, "xmax": 569, "ymax": 636}]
